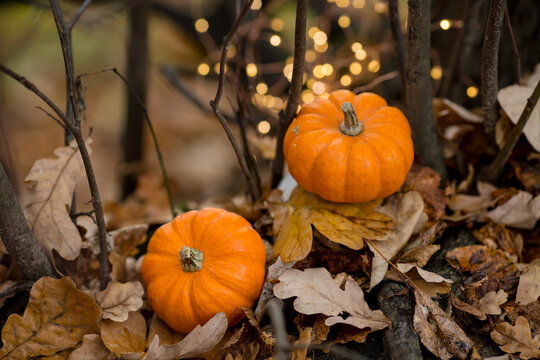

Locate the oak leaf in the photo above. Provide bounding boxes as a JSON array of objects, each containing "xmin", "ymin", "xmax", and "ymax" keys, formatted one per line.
[
  {"xmin": 490, "ymin": 316, "xmax": 540, "ymax": 359},
  {"xmin": 101, "ymin": 311, "xmax": 147, "ymax": 357},
  {"xmin": 273, "ymin": 268, "xmax": 390, "ymax": 332},
  {"xmin": 413, "ymin": 289, "xmax": 473, "ymax": 359},
  {"xmin": 385, "ymin": 264, "xmax": 452, "ymax": 297},
  {"xmin": 96, "ymin": 281, "xmax": 144, "ymax": 322},
  {"xmin": 476, "ymin": 290, "xmax": 508, "ymax": 316},
  {"xmin": 68, "ymin": 334, "xmax": 111, "ymax": 360},
  {"xmin": 268, "ymin": 187, "xmax": 395, "ymax": 262},
  {"xmin": 516, "ymin": 259, "xmax": 540, "ymax": 305},
  {"xmin": 0, "ymin": 277, "xmax": 101, "ymax": 359},
  {"xmin": 403, "ymin": 164, "xmax": 448, "ymax": 220},
  {"xmin": 254, "ymin": 256, "xmax": 295, "ymax": 320},
  {"xmin": 24, "ymin": 140, "xmax": 91, "ymax": 260}
]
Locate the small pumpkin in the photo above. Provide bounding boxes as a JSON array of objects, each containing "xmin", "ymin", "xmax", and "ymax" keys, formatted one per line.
[
  {"xmin": 284, "ymin": 89, "xmax": 414, "ymax": 203},
  {"xmin": 141, "ymin": 208, "xmax": 266, "ymax": 333}
]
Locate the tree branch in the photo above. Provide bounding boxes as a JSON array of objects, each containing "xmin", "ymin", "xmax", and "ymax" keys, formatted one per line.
[{"xmin": 270, "ymin": 0, "xmax": 308, "ymax": 189}]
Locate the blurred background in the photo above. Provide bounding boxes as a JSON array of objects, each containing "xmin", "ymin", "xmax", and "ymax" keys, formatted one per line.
[{"xmin": 0, "ymin": 0, "xmax": 538, "ymax": 217}]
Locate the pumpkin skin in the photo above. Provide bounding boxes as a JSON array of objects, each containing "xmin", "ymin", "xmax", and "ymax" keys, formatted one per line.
[
  {"xmin": 284, "ymin": 89, "xmax": 414, "ymax": 203},
  {"xmin": 141, "ymin": 208, "xmax": 266, "ymax": 333}
]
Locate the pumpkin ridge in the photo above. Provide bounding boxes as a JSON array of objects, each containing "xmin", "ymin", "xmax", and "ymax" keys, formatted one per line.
[
  {"xmin": 358, "ymin": 137, "xmax": 383, "ymax": 199},
  {"xmin": 311, "ymin": 137, "xmax": 347, "ymax": 200},
  {"xmin": 192, "ymin": 209, "xmax": 227, "ymax": 250},
  {"xmin": 186, "ymin": 273, "xmax": 208, "ymax": 327},
  {"xmin": 365, "ymin": 130, "xmax": 409, "ymax": 172},
  {"xmin": 202, "ymin": 264, "xmax": 255, "ymax": 297},
  {"xmin": 170, "ymin": 211, "xmax": 195, "ymax": 248},
  {"xmin": 343, "ymin": 138, "xmax": 354, "ymax": 202}
]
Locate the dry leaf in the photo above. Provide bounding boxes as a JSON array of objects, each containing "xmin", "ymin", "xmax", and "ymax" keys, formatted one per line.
[
  {"xmin": 268, "ymin": 187, "xmax": 395, "ymax": 262},
  {"xmin": 476, "ymin": 290, "xmax": 508, "ymax": 316},
  {"xmin": 42, "ymin": 350, "xmax": 72, "ymax": 359},
  {"xmin": 101, "ymin": 311, "xmax": 147, "ymax": 357},
  {"xmin": 24, "ymin": 140, "xmax": 91, "ymax": 260},
  {"xmin": 451, "ymin": 293, "xmax": 487, "ymax": 320},
  {"xmin": 487, "ymin": 191, "xmax": 540, "ymax": 230},
  {"xmin": 367, "ymin": 191, "xmax": 425, "ymax": 289},
  {"xmin": 385, "ymin": 264, "xmax": 452, "ymax": 297},
  {"xmin": 147, "ymin": 315, "xmax": 184, "ymax": 347},
  {"xmin": 68, "ymin": 334, "xmax": 111, "ymax": 360},
  {"xmin": 254, "ymin": 256, "xmax": 295, "ymax": 320},
  {"xmin": 447, "ymin": 181, "xmax": 497, "ymax": 222},
  {"xmin": 503, "ymin": 301, "xmax": 540, "ymax": 337},
  {"xmin": 403, "ymin": 164, "xmax": 448, "ymax": 220},
  {"xmin": 399, "ymin": 244, "xmax": 441, "ymax": 267},
  {"xmin": 0, "ymin": 277, "xmax": 101, "ymax": 359},
  {"xmin": 413, "ymin": 289, "xmax": 473, "ymax": 359},
  {"xmin": 516, "ymin": 259, "xmax": 540, "ymax": 305},
  {"xmin": 491, "ymin": 316, "xmax": 540, "ymax": 359},
  {"xmin": 145, "ymin": 312, "xmax": 228, "ymax": 360},
  {"xmin": 273, "ymin": 268, "xmax": 390, "ymax": 332},
  {"xmin": 474, "ymin": 222, "xmax": 523, "ymax": 258},
  {"xmin": 96, "ymin": 281, "xmax": 144, "ymax": 322}
]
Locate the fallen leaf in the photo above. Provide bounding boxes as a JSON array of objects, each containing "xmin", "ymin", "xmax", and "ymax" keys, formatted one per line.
[
  {"xmin": 476, "ymin": 290, "xmax": 508, "ymax": 316},
  {"xmin": 145, "ymin": 312, "xmax": 228, "ymax": 360},
  {"xmin": 503, "ymin": 301, "xmax": 540, "ymax": 337},
  {"xmin": 24, "ymin": 140, "xmax": 91, "ymax": 260},
  {"xmin": 487, "ymin": 191, "xmax": 540, "ymax": 230},
  {"xmin": 96, "ymin": 281, "xmax": 144, "ymax": 322},
  {"xmin": 68, "ymin": 334, "xmax": 111, "ymax": 360},
  {"xmin": 254, "ymin": 256, "xmax": 295, "ymax": 320},
  {"xmin": 268, "ymin": 187, "xmax": 395, "ymax": 262},
  {"xmin": 367, "ymin": 191, "xmax": 425, "ymax": 289},
  {"xmin": 385, "ymin": 263, "xmax": 452, "ymax": 297},
  {"xmin": 273, "ymin": 268, "xmax": 390, "ymax": 332},
  {"xmin": 147, "ymin": 315, "xmax": 184, "ymax": 347},
  {"xmin": 402, "ymin": 221, "xmax": 447, "ymax": 251},
  {"xmin": 516, "ymin": 259, "xmax": 540, "ymax": 305},
  {"xmin": 403, "ymin": 164, "xmax": 448, "ymax": 220},
  {"xmin": 110, "ymin": 224, "xmax": 148, "ymax": 257},
  {"xmin": 101, "ymin": 311, "xmax": 147, "ymax": 357},
  {"xmin": 490, "ymin": 316, "xmax": 540, "ymax": 359},
  {"xmin": 434, "ymin": 98, "xmax": 483, "ymax": 124},
  {"xmin": 0, "ymin": 277, "xmax": 101, "ymax": 359},
  {"xmin": 413, "ymin": 289, "xmax": 473, "ymax": 359},
  {"xmin": 451, "ymin": 293, "xmax": 487, "ymax": 320},
  {"xmin": 399, "ymin": 244, "xmax": 441, "ymax": 267},
  {"xmin": 42, "ymin": 350, "xmax": 72, "ymax": 359},
  {"xmin": 474, "ymin": 222, "xmax": 523, "ymax": 258}
]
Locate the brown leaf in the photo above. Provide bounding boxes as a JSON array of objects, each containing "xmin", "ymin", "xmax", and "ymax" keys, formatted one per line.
[
  {"xmin": 503, "ymin": 301, "xmax": 540, "ymax": 337},
  {"xmin": 147, "ymin": 315, "xmax": 184, "ymax": 347},
  {"xmin": 291, "ymin": 327, "xmax": 312, "ymax": 360},
  {"xmin": 68, "ymin": 334, "xmax": 111, "ymax": 360},
  {"xmin": 446, "ymin": 182, "xmax": 497, "ymax": 222},
  {"xmin": 476, "ymin": 290, "xmax": 508, "ymax": 316},
  {"xmin": 41, "ymin": 350, "xmax": 72, "ymax": 359},
  {"xmin": 491, "ymin": 316, "xmax": 540, "ymax": 359},
  {"xmin": 399, "ymin": 244, "xmax": 441, "ymax": 267},
  {"xmin": 386, "ymin": 264, "xmax": 452, "ymax": 297},
  {"xmin": 487, "ymin": 191, "xmax": 540, "ymax": 230},
  {"xmin": 101, "ymin": 311, "xmax": 147, "ymax": 357},
  {"xmin": 413, "ymin": 289, "xmax": 473, "ymax": 359},
  {"xmin": 451, "ymin": 293, "xmax": 487, "ymax": 320},
  {"xmin": 254, "ymin": 256, "xmax": 295, "ymax": 320},
  {"xmin": 367, "ymin": 191, "xmax": 425, "ymax": 289},
  {"xmin": 474, "ymin": 222, "xmax": 523, "ymax": 258},
  {"xmin": 110, "ymin": 224, "xmax": 148, "ymax": 257},
  {"xmin": 24, "ymin": 140, "xmax": 91, "ymax": 260},
  {"xmin": 0, "ymin": 277, "xmax": 101, "ymax": 359},
  {"xmin": 274, "ymin": 268, "xmax": 390, "ymax": 332},
  {"xmin": 446, "ymin": 245, "xmax": 520, "ymax": 300},
  {"xmin": 516, "ymin": 259, "xmax": 540, "ymax": 305},
  {"xmin": 268, "ymin": 187, "xmax": 395, "ymax": 262},
  {"xmin": 403, "ymin": 164, "xmax": 448, "ymax": 220},
  {"xmin": 96, "ymin": 281, "xmax": 144, "ymax": 322}
]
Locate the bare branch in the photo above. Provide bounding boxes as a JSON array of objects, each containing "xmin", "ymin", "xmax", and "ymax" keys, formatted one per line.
[
  {"xmin": 271, "ymin": 0, "xmax": 308, "ymax": 188},
  {"xmin": 36, "ymin": 106, "xmax": 65, "ymax": 129},
  {"xmin": 68, "ymin": 0, "xmax": 92, "ymax": 29}
]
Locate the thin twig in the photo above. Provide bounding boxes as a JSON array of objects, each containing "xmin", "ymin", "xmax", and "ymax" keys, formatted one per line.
[
  {"xmin": 387, "ymin": 0, "xmax": 406, "ymax": 99},
  {"xmin": 68, "ymin": 0, "xmax": 92, "ymax": 29},
  {"xmin": 486, "ymin": 79, "xmax": 540, "ymax": 181},
  {"xmin": 77, "ymin": 68, "xmax": 177, "ymax": 219},
  {"xmin": 270, "ymin": 0, "xmax": 308, "ymax": 188},
  {"xmin": 210, "ymin": 0, "xmax": 261, "ymax": 201},
  {"xmin": 504, "ymin": 6, "xmax": 521, "ymax": 84},
  {"xmin": 266, "ymin": 298, "xmax": 290, "ymax": 360},
  {"xmin": 36, "ymin": 106, "xmax": 65, "ymax": 129},
  {"xmin": 160, "ymin": 65, "xmax": 208, "ymax": 113},
  {"xmin": 354, "ymin": 71, "xmax": 399, "ymax": 93},
  {"xmin": 481, "ymin": 0, "xmax": 507, "ymax": 143}
]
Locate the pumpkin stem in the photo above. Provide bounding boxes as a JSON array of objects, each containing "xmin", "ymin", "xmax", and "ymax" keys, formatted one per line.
[
  {"xmin": 340, "ymin": 102, "xmax": 364, "ymax": 136},
  {"xmin": 180, "ymin": 246, "xmax": 204, "ymax": 272}
]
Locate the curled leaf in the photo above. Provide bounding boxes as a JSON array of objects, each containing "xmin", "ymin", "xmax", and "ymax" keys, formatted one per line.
[{"xmin": 96, "ymin": 281, "xmax": 144, "ymax": 322}]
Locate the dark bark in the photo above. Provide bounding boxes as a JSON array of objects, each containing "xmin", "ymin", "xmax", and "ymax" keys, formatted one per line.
[
  {"xmin": 377, "ymin": 281, "xmax": 422, "ymax": 360},
  {"xmin": 0, "ymin": 162, "xmax": 53, "ymax": 281},
  {"xmin": 388, "ymin": 0, "xmax": 406, "ymax": 100},
  {"xmin": 406, "ymin": 0, "xmax": 447, "ymax": 181},
  {"xmin": 121, "ymin": 0, "xmax": 150, "ymax": 199}
]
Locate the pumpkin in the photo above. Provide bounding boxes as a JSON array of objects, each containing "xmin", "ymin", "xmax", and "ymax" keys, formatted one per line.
[
  {"xmin": 141, "ymin": 208, "xmax": 266, "ymax": 333},
  {"xmin": 284, "ymin": 89, "xmax": 414, "ymax": 203}
]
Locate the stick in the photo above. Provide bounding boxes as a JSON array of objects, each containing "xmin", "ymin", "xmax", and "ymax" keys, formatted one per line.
[
  {"xmin": 266, "ymin": 298, "xmax": 290, "ymax": 360},
  {"xmin": 270, "ymin": 0, "xmax": 308, "ymax": 188}
]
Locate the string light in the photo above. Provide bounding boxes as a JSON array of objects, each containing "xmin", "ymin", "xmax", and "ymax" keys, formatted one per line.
[
  {"xmin": 251, "ymin": 0, "xmax": 262, "ymax": 10},
  {"xmin": 351, "ymin": 42, "xmax": 363, "ymax": 52},
  {"xmin": 349, "ymin": 62, "xmax": 362, "ymax": 74},
  {"xmin": 466, "ymin": 86, "xmax": 479, "ymax": 98},
  {"xmin": 355, "ymin": 49, "xmax": 367, "ymax": 60},
  {"xmin": 313, "ymin": 65, "xmax": 325, "ymax": 79},
  {"xmin": 314, "ymin": 43, "xmax": 329, "ymax": 53},
  {"xmin": 352, "ymin": 0, "xmax": 365, "ymax": 8},
  {"xmin": 197, "ymin": 63, "xmax": 210, "ymax": 76},
  {"xmin": 374, "ymin": 1, "xmax": 387, "ymax": 13},
  {"xmin": 308, "ymin": 27, "xmax": 321, "ymax": 38},
  {"xmin": 322, "ymin": 63, "xmax": 334, "ymax": 76},
  {"xmin": 312, "ymin": 81, "xmax": 325, "ymax": 95},
  {"xmin": 340, "ymin": 75, "xmax": 352, "ymax": 86},
  {"xmin": 430, "ymin": 66, "xmax": 442, "ymax": 79},
  {"xmin": 338, "ymin": 15, "xmax": 351, "ymax": 28},
  {"xmin": 306, "ymin": 78, "xmax": 316, "ymax": 89},
  {"xmin": 194, "ymin": 18, "xmax": 209, "ymax": 33},
  {"xmin": 257, "ymin": 120, "xmax": 271, "ymax": 134},
  {"xmin": 283, "ymin": 64, "xmax": 294, "ymax": 81},
  {"xmin": 214, "ymin": 62, "xmax": 227, "ymax": 74},
  {"xmin": 256, "ymin": 82, "xmax": 268, "ymax": 94},
  {"xmin": 271, "ymin": 18, "xmax": 284, "ymax": 31},
  {"xmin": 305, "ymin": 50, "xmax": 317, "ymax": 63},
  {"xmin": 368, "ymin": 60, "xmax": 380, "ymax": 72},
  {"xmin": 440, "ymin": 19, "xmax": 452, "ymax": 30},
  {"xmin": 313, "ymin": 31, "xmax": 328, "ymax": 45},
  {"xmin": 270, "ymin": 35, "xmax": 281, "ymax": 46},
  {"xmin": 336, "ymin": 0, "xmax": 350, "ymax": 8},
  {"xmin": 246, "ymin": 63, "xmax": 258, "ymax": 77},
  {"xmin": 302, "ymin": 89, "xmax": 315, "ymax": 103},
  {"xmin": 227, "ymin": 45, "xmax": 237, "ymax": 58}
]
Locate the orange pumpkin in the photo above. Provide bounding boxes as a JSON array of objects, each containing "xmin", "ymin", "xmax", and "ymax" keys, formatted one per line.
[
  {"xmin": 284, "ymin": 89, "xmax": 414, "ymax": 203},
  {"xmin": 141, "ymin": 208, "xmax": 266, "ymax": 333}
]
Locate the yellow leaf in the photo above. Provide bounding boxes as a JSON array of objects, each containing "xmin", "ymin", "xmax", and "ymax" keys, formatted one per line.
[
  {"xmin": 101, "ymin": 311, "xmax": 147, "ymax": 357},
  {"xmin": 491, "ymin": 316, "xmax": 540, "ymax": 359},
  {"xmin": 268, "ymin": 187, "xmax": 395, "ymax": 262},
  {"xmin": 0, "ymin": 277, "xmax": 101, "ymax": 359}
]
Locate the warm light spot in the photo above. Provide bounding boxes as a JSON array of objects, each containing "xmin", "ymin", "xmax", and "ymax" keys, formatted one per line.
[
  {"xmin": 305, "ymin": 50, "xmax": 317, "ymax": 63},
  {"xmin": 430, "ymin": 66, "xmax": 443, "ymax": 79},
  {"xmin": 338, "ymin": 15, "xmax": 351, "ymax": 28},
  {"xmin": 340, "ymin": 75, "xmax": 352, "ymax": 86},
  {"xmin": 440, "ymin": 19, "xmax": 452, "ymax": 30},
  {"xmin": 194, "ymin": 18, "xmax": 209, "ymax": 33},
  {"xmin": 352, "ymin": 0, "xmax": 365, "ymax": 8},
  {"xmin": 270, "ymin": 35, "xmax": 281, "ymax": 46},
  {"xmin": 256, "ymin": 82, "xmax": 268, "ymax": 94},
  {"xmin": 308, "ymin": 26, "xmax": 321, "ymax": 38},
  {"xmin": 313, "ymin": 65, "xmax": 325, "ymax": 79},
  {"xmin": 313, "ymin": 31, "xmax": 328, "ymax": 45},
  {"xmin": 349, "ymin": 62, "xmax": 362, "ymax": 75},
  {"xmin": 214, "ymin": 62, "xmax": 227, "ymax": 74},
  {"xmin": 257, "ymin": 120, "xmax": 271, "ymax": 134},
  {"xmin": 274, "ymin": 97, "xmax": 284, "ymax": 109},
  {"xmin": 283, "ymin": 64, "xmax": 294, "ymax": 81},
  {"xmin": 368, "ymin": 60, "xmax": 380, "ymax": 72},
  {"xmin": 322, "ymin": 63, "xmax": 334, "ymax": 76},
  {"xmin": 263, "ymin": 95, "xmax": 276, "ymax": 108},
  {"xmin": 312, "ymin": 81, "xmax": 325, "ymax": 95},
  {"xmin": 227, "ymin": 45, "xmax": 237, "ymax": 58},
  {"xmin": 320, "ymin": 92, "xmax": 330, "ymax": 99},
  {"xmin": 351, "ymin": 42, "xmax": 363, "ymax": 52},
  {"xmin": 251, "ymin": 0, "xmax": 262, "ymax": 10},
  {"xmin": 246, "ymin": 63, "xmax": 258, "ymax": 77},
  {"xmin": 374, "ymin": 1, "xmax": 387, "ymax": 13},
  {"xmin": 197, "ymin": 63, "xmax": 210, "ymax": 76},
  {"xmin": 285, "ymin": 56, "xmax": 294, "ymax": 65},
  {"xmin": 270, "ymin": 18, "xmax": 284, "ymax": 31},
  {"xmin": 314, "ymin": 42, "xmax": 329, "ymax": 53},
  {"xmin": 303, "ymin": 72, "xmax": 308, "ymax": 83},
  {"xmin": 302, "ymin": 90, "xmax": 315, "ymax": 103},
  {"xmin": 355, "ymin": 49, "xmax": 367, "ymax": 60},
  {"xmin": 306, "ymin": 78, "xmax": 316, "ymax": 88},
  {"xmin": 466, "ymin": 86, "xmax": 479, "ymax": 98},
  {"xmin": 336, "ymin": 0, "xmax": 350, "ymax": 8}
]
